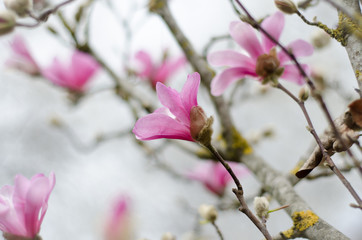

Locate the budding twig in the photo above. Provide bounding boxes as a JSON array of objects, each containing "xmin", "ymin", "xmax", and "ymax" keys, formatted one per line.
[{"xmin": 205, "ymin": 144, "xmax": 273, "ymax": 240}]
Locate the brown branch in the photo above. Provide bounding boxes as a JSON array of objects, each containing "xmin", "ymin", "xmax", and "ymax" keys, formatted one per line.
[
  {"xmin": 242, "ymin": 153, "xmax": 349, "ymax": 240},
  {"xmin": 205, "ymin": 144, "xmax": 273, "ymax": 240}
]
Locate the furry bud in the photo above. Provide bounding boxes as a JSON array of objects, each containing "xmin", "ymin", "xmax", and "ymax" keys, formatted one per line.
[
  {"xmin": 198, "ymin": 204, "xmax": 218, "ymax": 222},
  {"xmin": 0, "ymin": 10, "xmax": 17, "ymax": 36},
  {"xmin": 253, "ymin": 196, "xmax": 269, "ymax": 219},
  {"xmin": 298, "ymin": 85, "xmax": 310, "ymax": 102},
  {"xmin": 274, "ymin": 0, "xmax": 298, "ymax": 14}
]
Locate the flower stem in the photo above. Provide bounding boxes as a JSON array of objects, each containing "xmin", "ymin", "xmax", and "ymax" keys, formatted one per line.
[
  {"xmin": 205, "ymin": 144, "xmax": 273, "ymax": 240},
  {"xmin": 211, "ymin": 221, "xmax": 224, "ymax": 240}
]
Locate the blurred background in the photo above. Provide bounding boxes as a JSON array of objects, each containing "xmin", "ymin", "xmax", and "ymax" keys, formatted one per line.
[{"xmin": 0, "ymin": 0, "xmax": 361, "ymax": 239}]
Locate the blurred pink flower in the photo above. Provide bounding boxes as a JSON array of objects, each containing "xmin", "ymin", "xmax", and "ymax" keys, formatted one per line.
[
  {"xmin": 133, "ymin": 72, "xmax": 201, "ymax": 141},
  {"xmin": 104, "ymin": 195, "xmax": 132, "ymax": 240},
  {"xmin": 42, "ymin": 50, "xmax": 100, "ymax": 92},
  {"xmin": 208, "ymin": 11, "xmax": 314, "ymax": 96},
  {"xmin": 0, "ymin": 173, "xmax": 56, "ymax": 238},
  {"xmin": 6, "ymin": 35, "xmax": 41, "ymax": 76},
  {"xmin": 186, "ymin": 161, "xmax": 249, "ymax": 196},
  {"xmin": 134, "ymin": 50, "xmax": 186, "ymax": 88}
]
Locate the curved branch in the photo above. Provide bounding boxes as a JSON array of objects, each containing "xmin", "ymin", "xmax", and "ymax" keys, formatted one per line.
[{"xmin": 242, "ymin": 154, "xmax": 349, "ymax": 240}]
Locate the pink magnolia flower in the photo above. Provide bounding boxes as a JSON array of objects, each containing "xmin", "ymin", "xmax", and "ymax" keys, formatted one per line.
[
  {"xmin": 0, "ymin": 173, "xmax": 56, "ymax": 238},
  {"xmin": 5, "ymin": 35, "xmax": 41, "ymax": 76},
  {"xmin": 186, "ymin": 161, "xmax": 249, "ymax": 196},
  {"xmin": 134, "ymin": 50, "xmax": 186, "ymax": 88},
  {"xmin": 133, "ymin": 72, "xmax": 201, "ymax": 141},
  {"xmin": 104, "ymin": 195, "xmax": 132, "ymax": 240},
  {"xmin": 208, "ymin": 11, "xmax": 314, "ymax": 96},
  {"xmin": 42, "ymin": 50, "xmax": 100, "ymax": 92}
]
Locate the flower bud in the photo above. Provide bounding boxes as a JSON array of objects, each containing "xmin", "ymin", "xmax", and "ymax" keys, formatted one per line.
[
  {"xmin": 253, "ymin": 196, "xmax": 269, "ymax": 219},
  {"xmin": 274, "ymin": 0, "xmax": 298, "ymax": 14},
  {"xmin": 311, "ymin": 30, "xmax": 331, "ymax": 49},
  {"xmin": 4, "ymin": 0, "xmax": 32, "ymax": 17},
  {"xmin": 161, "ymin": 232, "xmax": 176, "ymax": 240},
  {"xmin": 298, "ymin": 85, "xmax": 310, "ymax": 102},
  {"xmin": 198, "ymin": 204, "xmax": 218, "ymax": 222},
  {"xmin": 0, "ymin": 10, "xmax": 17, "ymax": 36},
  {"xmin": 190, "ymin": 106, "xmax": 213, "ymax": 146}
]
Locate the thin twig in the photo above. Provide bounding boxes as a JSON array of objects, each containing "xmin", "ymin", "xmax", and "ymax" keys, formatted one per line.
[
  {"xmin": 211, "ymin": 221, "xmax": 225, "ymax": 240},
  {"xmin": 205, "ymin": 144, "xmax": 273, "ymax": 240},
  {"xmin": 233, "ymin": 0, "xmax": 361, "ymax": 174},
  {"xmin": 277, "ymin": 83, "xmax": 362, "ymax": 208}
]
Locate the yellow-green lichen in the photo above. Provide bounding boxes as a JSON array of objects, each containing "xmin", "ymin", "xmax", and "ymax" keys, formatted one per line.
[
  {"xmin": 282, "ymin": 210, "xmax": 319, "ymax": 238},
  {"xmin": 231, "ymin": 127, "xmax": 253, "ymax": 155},
  {"xmin": 356, "ymin": 70, "xmax": 361, "ymax": 81}
]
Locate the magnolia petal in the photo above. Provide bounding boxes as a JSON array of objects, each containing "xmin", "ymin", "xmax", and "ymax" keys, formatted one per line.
[
  {"xmin": 211, "ymin": 67, "xmax": 256, "ymax": 96},
  {"xmin": 134, "ymin": 50, "xmax": 154, "ymax": 78},
  {"xmin": 261, "ymin": 11, "xmax": 285, "ymax": 52},
  {"xmin": 24, "ymin": 176, "xmax": 53, "ymax": 237},
  {"xmin": 278, "ymin": 39, "xmax": 314, "ymax": 63},
  {"xmin": 153, "ymin": 56, "xmax": 186, "ymax": 85},
  {"xmin": 207, "ymin": 50, "xmax": 255, "ymax": 69},
  {"xmin": 10, "ymin": 36, "xmax": 35, "ymax": 63},
  {"xmin": 229, "ymin": 21, "xmax": 264, "ymax": 60},
  {"xmin": 180, "ymin": 72, "xmax": 200, "ymax": 114},
  {"xmin": 133, "ymin": 113, "xmax": 193, "ymax": 141},
  {"xmin": 281, "ymin": 64, "xmax": 310, "ymax": 85},
  {"xmin": 42, "ymin": 58, "xmax": 70, "ymax": 87},
  {"xmin": 156, "ymin": 82, "xmax": 190, "ymax": 125},
  {"xmin": 37, "ymin": 172, "xmax": 55, "ymax": 228},
  {"xmin": 71, "ymin": 51, "xmax": 100, "ymax": 91}
]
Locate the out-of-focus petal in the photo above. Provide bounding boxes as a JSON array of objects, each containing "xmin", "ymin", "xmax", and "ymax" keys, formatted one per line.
[
  {"xmin": 207, "ymin": 50, "xmax": 255, "ymax": 69},
  {"xmin": 6, "ymin": 36, "xmax": 40, "ymax": 75},
  {"xmin": 0, "ymin": 173, "xmax": 55, "ymax": 238},
  {"xmin": 133, "ymin": 113, "xmax": 193, "ymax": 141},
  {"xmin": 42, "ymin": 51, "xmax": 99, "ymax": 92},
  {"xmin": 42, "ymin": 58, "xmax": 70, "ymax": 87},
  {"xmin": 281, "ymin": 64, "xmax": 310, "ymax": 85},
  {"xmin": 261, "ymin": 11, "xmax": 285, "ymax": 52},
  {"xmin": 71, "ymin": 51, "xmax": 100, "ymax": 91},
  {"xmin": 156, "ymin": 83, "xmax": 190, "ymax": 125},
  {"xmin": 134, "ymin": 50, "xmax": 154, "ymax": 78},
  {"xmin": 153, "ymin": 56, "xmax": 186, "ymax": 85},
  {"xmin": 211, "ymin": 67, "xmax": 257, "ymax": 96},
  {"xmin": 229, "ymin": 21, "xmax": 264, "ymax": 60},
  {"xmin": 180, "ymin": 72, "xmax": 200, "ymax": 114},
  {"xmin": 278, "ymin": 39, "xmax": 314, "ymax": 63},
  {"xmin": 24, "ymin": 177, "xmax": 51, "ymax": 236}
]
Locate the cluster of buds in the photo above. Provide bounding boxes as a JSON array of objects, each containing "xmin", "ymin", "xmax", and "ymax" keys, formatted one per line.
[{"xmin": 0, "ymin": 0, "xmax": 33, "ymax": 36}]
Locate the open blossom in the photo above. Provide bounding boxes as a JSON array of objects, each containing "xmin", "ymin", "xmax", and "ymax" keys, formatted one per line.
[
  {"xmin": 0, "ymin": 173, "xmax": 55, "ymax": 238},
  {"xmin": 208, "ymin": 11, "xmax": 314, "ymax": 96},
  {"xmin": 5, "ymin": 35, "xmax": 41, "ymax": 76},
  {"xmin": 133, "ymin": 72, "xmax": 203, "ymax": 141},
  {"xmin": 42, "ymin": 50, "xmax": 100, "ymax": 92},
  {"xmin": 134, "ymin": 50, "xmax": 186, "ymax": 88},
  {"xmin": 104, "ymin": 195, "xmax": 132, "ymax": 240},
  {"xmin": 186, "ymin": 161, "xmax": 249, "ymax": 196}
]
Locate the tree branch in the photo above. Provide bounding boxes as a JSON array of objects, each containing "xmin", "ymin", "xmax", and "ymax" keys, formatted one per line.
[{"xmin": 242, "ymin": 154, "xmax": 349, "ymax": 240}]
